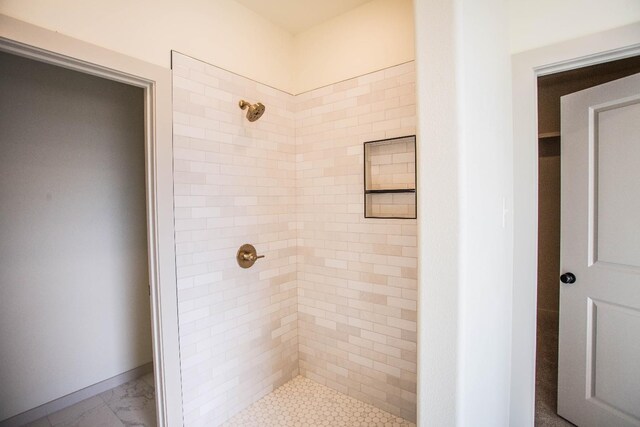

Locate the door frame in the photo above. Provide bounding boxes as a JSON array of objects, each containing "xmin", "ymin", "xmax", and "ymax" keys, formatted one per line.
[
  {"xmin": 510, "ymin": 22, "xmax": 640, "ymax": 426},
  {"xmin": 0, "ymin": 15, "xmax": 183, "ymax": 427}
]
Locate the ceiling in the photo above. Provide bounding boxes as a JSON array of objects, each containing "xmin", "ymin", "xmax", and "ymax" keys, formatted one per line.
[{"xmin": 234, "ymin": 0, "xmax": 372, "ymax": 34}]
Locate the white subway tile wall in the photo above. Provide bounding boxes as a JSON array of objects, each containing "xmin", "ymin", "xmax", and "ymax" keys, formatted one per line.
[
  {"xmin": 172, "ymin": 53, "xmax": 298, "ymax": 427},
  {"xmin": 295, "ymin": 62, "xmax": 417, "ymax": 422},
  {"xmin": 172, "ymin": 52, "xmax": 417, "ymax": 425}
]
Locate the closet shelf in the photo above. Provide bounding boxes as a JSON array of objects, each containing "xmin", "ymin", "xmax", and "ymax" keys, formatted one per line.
[{"xmin": 538, "ymin": 131, "xmax": 560, "ymax": 139}]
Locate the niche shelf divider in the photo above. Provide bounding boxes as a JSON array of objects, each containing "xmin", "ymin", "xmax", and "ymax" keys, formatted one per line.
[{"xmin": 364, "ymin": 135, "xmax": 417, "ymax": 219}]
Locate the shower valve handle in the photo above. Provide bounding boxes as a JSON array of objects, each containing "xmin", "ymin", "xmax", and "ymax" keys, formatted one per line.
[
  {"xmin": 241, "ymin": 252, "xmax": 264, "ymax": 262},
  {"xmin": 236, "ymin": 244, "xmax": 265, "ymax": 268}
]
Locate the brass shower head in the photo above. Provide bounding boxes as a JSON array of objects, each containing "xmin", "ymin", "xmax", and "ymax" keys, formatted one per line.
[{"xmin": 239, "ymin": 100, "xmax": 265, "ymax": 122}]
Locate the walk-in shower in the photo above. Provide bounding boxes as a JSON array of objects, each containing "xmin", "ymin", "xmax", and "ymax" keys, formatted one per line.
[{"xmin": 173, "ymin": 51, "xmax": 418, "ymax": 427}]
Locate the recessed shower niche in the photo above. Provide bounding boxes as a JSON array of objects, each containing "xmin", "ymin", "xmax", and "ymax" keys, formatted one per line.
[{"xmin": 364, "ymin": 135, "xmax": 417, "ymax": 219}]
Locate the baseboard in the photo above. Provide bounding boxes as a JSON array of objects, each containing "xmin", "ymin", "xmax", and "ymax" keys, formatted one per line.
[{"xmin": 0, "ymin": 362, "xmax": 153, "ymax": 427}]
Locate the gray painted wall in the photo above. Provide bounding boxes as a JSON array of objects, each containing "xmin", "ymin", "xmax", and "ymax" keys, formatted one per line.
[{"xmin": 0, "ymin": 51, "xmax": 151, "ymax": 420}]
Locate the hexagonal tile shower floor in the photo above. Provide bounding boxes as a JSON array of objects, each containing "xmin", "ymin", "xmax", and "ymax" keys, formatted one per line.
[{"xmin": 222, "ymin": 375, "xmax": 416, "ymax": 427}]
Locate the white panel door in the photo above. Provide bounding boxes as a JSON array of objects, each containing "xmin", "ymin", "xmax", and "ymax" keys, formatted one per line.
[{"xmin": 559, "ymin": 72, "xmax": 640, "ymax": 427}]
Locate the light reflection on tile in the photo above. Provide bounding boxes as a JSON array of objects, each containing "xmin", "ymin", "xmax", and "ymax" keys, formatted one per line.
[
  {"xmin": 53, "ymin": 404, "xmax": 124, "ymax": 427},
  {"xmin": 100, "ymin": 379, "xmax": 156, "ymax": 427},
  {"xmin": 222, "ymin": 375, "xmax": 416, "ymax": 427}
]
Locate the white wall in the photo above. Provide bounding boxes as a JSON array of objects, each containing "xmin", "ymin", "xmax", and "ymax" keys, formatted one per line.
[
  {"xmin": 0, "ymin": 0, "xmax": 295, "ymax": 92},
  {"xmin": 456, "ymin": 0, "xmax": 513, "ymax": 424},
  {"xmin": 509, "ymin": 0, "xmax": 640, "ymax": 53},
  {"xmin": 414, "ymin": 0, "xmax": 513, "ymax": 425},
  {"xmin": 0, "ymin": 1, "xmax": 417, "ymax": 94},
  {"xmin": 0, "ymin": 51, "xmax": 152, "ymax": 420},
  {"xmin": 413, "ymin": 0, "xmax": 460, "ymax": 423},
  {"xmin": 293, "ymin": 0, "xmax": 415, "ymax": 94}
]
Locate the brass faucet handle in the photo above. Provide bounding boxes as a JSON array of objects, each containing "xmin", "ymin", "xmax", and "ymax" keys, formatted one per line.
[
  {"xmin": 241, "ymin": 252, "xmax": 264, "ymax": 262},
  {"xmin": 236, "ymin": 244, "xmax": 265, "ymax": 268}
]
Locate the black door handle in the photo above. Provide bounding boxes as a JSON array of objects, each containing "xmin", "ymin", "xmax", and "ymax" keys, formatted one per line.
[{"xmin": 560, "ymin": 272, "xmax": 576, "ymax": 284}]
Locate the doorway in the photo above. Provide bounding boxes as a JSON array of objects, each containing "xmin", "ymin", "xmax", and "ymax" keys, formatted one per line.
[
  {"xmin": 0, "ymin": 50, "xmax": 158, "ymax": 426},
  {"xmin": 0, "ymin": 16, "xmax": 184, "ymax": 426},
  {"xmin": 535, "ymin": 55, "xmax": 640, "ymax": 426}
]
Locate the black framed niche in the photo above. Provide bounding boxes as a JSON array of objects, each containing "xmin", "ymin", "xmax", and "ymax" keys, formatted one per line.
[{"xmin": 364, "ymin": 135, "xmax": 416, "ymax": 219}]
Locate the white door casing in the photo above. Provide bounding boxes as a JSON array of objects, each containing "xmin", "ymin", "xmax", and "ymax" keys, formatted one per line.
[{"xmin": 559, "ymin": 72, "xmax": 640, "ymax": 427}]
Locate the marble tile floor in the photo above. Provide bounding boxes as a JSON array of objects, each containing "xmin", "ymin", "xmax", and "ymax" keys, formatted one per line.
[
  {"xmin": 535, "ymin": 310, "xmax": 576, "ymax": 427},
  {"xmin": 23, "ymin": 339, "xmax": 574, "ymax": 427},
  {"xmin": 223, "ymin": 375, "xmax": 416, "ymax": 427},
  {"xmin": 24, "ymin": 372, "xmax": 156, "ymax": 427}
]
